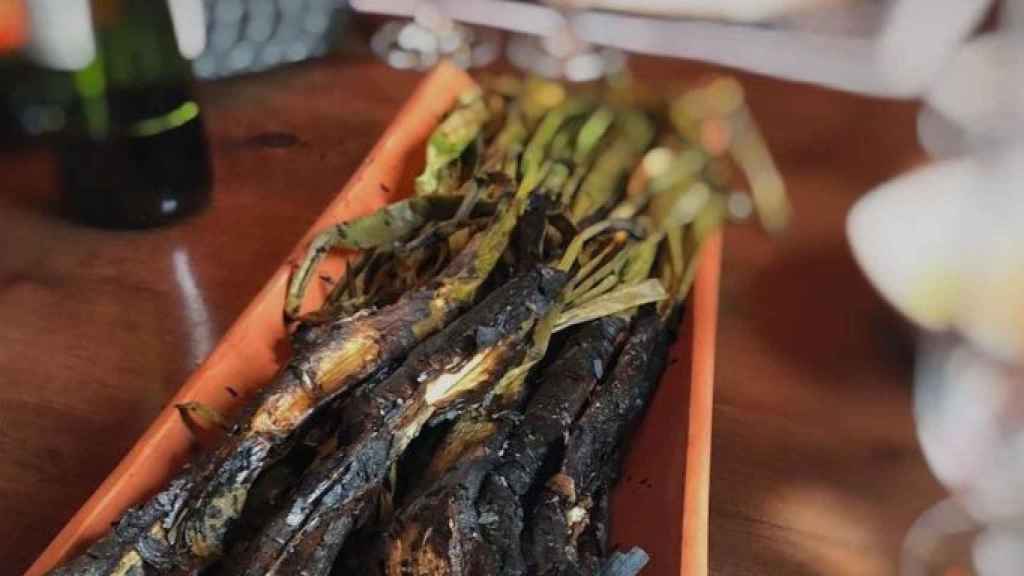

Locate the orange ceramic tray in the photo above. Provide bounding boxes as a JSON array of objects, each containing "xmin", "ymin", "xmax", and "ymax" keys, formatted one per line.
[{"xmin": 27, "ymin": 62, "xmax": 720, "ymax": 576}]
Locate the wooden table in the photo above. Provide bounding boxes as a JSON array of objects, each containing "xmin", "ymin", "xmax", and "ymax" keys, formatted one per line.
[{"xmin": 0, "ymin": 53, "xmax": 943, "ymax": 575}]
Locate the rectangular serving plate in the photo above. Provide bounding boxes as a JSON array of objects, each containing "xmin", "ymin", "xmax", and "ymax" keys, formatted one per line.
[{"xmin": 27, "ymin": 62, "xmax": 720, "ymax": 576}]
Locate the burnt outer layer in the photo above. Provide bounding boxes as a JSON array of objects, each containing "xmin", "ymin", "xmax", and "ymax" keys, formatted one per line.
[
  {"xmin": 382, "ymin": 413, "xmax": 517, "ymax": 576},
  {"xmin": 48, "ymin": 293, "xmax": 448, "ymax": 576},
  {"xmin": 379, "ymin": 316, "xmax": 630, "ymax": 576},
  {"xmin": 47, "ymin": 233, "xmax": 508, "ymax": 576},
  {"xmin": 512, "ymin": 192, "xmax": 550, "ymax": 275},
  {"xmin": 476, "ymin": 316, "xmax": 629, "ymax": 576},
  {"xmin": 48, "ymin": 476, "xmax": 195, "ymax": 576},
  {"xmin": 225, "ymin": 267, "xmax": 566, "ymax": 576},
  {"xmin": 527, "ymin": 310, "xmax": 671, "ymax": 576}
]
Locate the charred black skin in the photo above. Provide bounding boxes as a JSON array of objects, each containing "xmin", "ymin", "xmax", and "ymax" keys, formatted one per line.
[
  {"xmin": 228, "ymin": 362, "xmax": 400, "ymax": 559},
  {"xmin": 574, "ymin": 489, "xmax": 609, "ymax": 576},
  {"xmin": 382, "ymin": 411, "xmax": 519, "ymax": 576},
  {"xmin": 48, "ymin": 477, "xmax": 194, "ymax": 576},
  {"xmin": 331, "ymin": 525, "xmax": 387, "ymax": 576},
  {"xmin": 527, "ymin": 310, "xmax": 671, "ymax": 576},
  {"xmin": 378, "ymin": 317, "xmax": 628, "ymax": 576},
  {"xmin": 476, "ymin": 316, "xmax": 629, "ymax": 576},
  {"xmin": 513, "ymin": 193, "xmax": 550, "ymax": 275},
  {"xmin": 47, "ymin": 238, "xmax": 508, "ymax": 576},
  {"xmin": 225, "ymin": 267, "xmax": 566, "ymax": 576},
  {"xmin": 49, "ymin": 301, "xmax": 442, "ymax": 576}
]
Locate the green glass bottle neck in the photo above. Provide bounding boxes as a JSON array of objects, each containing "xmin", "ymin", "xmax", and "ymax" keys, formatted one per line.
[{"xmin": 73, "ymin": 0, "xmax": 197, "ymax": 140}]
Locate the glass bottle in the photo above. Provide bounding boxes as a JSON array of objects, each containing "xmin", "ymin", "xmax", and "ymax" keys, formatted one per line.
[{"xmin": 28, "ymin": 0, "xmax": 212, "ymax": 228}]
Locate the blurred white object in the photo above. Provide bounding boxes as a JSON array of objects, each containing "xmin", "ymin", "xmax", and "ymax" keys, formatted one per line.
[
  {"xmin": 913, "ymin": 337, "xmax": 1024, "ymax": 523},
  {"xmin": 899, "ymin": 335, "xmax": 1024, "ymax": 576},
  {"xmin": 848, "ymin": 76, "xmax": 1024, "ymax": 364},
  {"xmin": 574, "ymin": 0, "xmax": 993, "ymax": 96},
  {"xmin": 352, "ymin": 0, "xmax": 994, "ymax": 97},
  {"xmin": 168, "ymin": 0, "xmax": 208, "ymax": 59},
  {"xmin": 973, "ymin": 526, "xmax": 1024, "ymax": 576},
  {"xmin": 847, "ymin": 3, "xmax": 1024, "ymax": 574},
  {"xmin": 847, "ymin": 157, "xmax": 973, "ymax": 335},
  {"xmin": 552, "ymin": 0, "xmax": 846, "ymax": 22},
  {"xmin": 193, "ymin": 0, "xmax": 344, "ymax": 79},
  {"xmin": 504, "ymin": 15, "xmax": 624, "ymax": 81},
  {"xmin": 363, "ymin": 1, "xmax": 500, "ymax": 70},
  {"xmin": 25, "ymin": 0, "xmax": 96, "ymax": 71},
  {"xmin": 27, "ymin": 0, "xmax": 208, "ymax": 72}
]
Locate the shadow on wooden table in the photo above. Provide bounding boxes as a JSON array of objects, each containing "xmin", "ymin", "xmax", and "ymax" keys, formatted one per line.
[
  {"xmin": 711, "ymin": 236, "xmax": 945, "ymax": 575},
  {"xmin": 744, "ymin": 241, "xmax": 916, "ymax": 384}
]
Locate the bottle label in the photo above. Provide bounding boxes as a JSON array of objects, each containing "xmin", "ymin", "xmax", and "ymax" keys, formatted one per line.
[
  {"xmin": 167, "ymin": 0, "xmax": 206, "ymax": 60},
  {"xmin": 129, "ymin": 99, "xmax": 199, "ymax": 137},
  {"xmin": 25, "ymin": 0, "xmax": 207, "ymax": 71},
  {"xmin": 26, "ymin": 0, "xmax": 96, "ymax": 70}
]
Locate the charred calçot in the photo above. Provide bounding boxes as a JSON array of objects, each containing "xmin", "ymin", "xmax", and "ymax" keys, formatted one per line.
[
  {"xmin": 371, "ymin": 315, "xmax": 619, "ymax": 576},
  {"xmin": 47, "ymin": 72, "xmax": 770, "ymax": 576},
  {"xmin": 526, "ymin": 311, "xmax": 673, "ymax": 576},
  {"xmin": 224, "ymin": 267, "xmax": 566, "ymax": 576},
  {"xmin": 50, "ymin": 235, "xmax": 517, "ymax": 576},
  {"xmin": 49, "ymin": 155, "xmax": 539, "ymax": 576},
  {"xmin": 476, "ymin": 316, "xmax": 629, "ymax": 576},
  {"xmin": 378, "ymin": 402, "xmax": 520, "ymax": 576}
]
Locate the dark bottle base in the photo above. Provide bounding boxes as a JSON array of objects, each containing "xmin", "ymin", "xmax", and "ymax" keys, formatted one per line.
[
  {"xmin": 61, "ymin": 182, "xmax": 211, "ymax": 229},
  {"xmin": 58, "ymin": 115, "xmax": 213, "ymax": 230}
]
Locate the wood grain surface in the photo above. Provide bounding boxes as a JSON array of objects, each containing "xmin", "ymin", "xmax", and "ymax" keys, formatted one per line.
[{"xmin": 0, "ymin": 50, "xmax": 943, "ymax": 575}]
